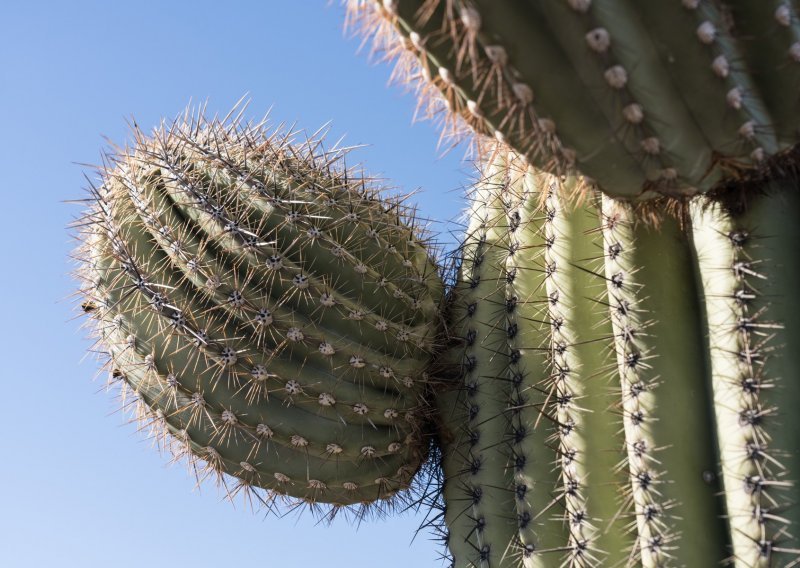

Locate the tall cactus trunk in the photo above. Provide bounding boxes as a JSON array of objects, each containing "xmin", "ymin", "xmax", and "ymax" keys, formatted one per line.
[{"xmin": 439, "ymin": 150, "xmax": 799, "ymax": 567}]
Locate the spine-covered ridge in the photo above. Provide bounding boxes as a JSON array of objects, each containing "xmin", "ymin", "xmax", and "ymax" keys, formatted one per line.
[
  {"xmin": 440, "ymin": 153, "xmax": 519, "ymax": 567},
  {"xmin": 538, "ymin": 180, "xmax": 598, "ymax": 566},
  {"xmin": 600, "ymin": 197, "xmax": 675, "ymax": 566}
]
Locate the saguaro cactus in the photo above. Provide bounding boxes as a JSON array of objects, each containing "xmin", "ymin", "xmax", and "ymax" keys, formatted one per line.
[
  {"xmin": 73, "ymin": 2, "xmax": 800, "ymax": 566},
  {"xmin": 75, "ymin": 108, "xmax": 447, "ymax": 510},
  {"xmin": 347, "ymin": 2, "xmax": 800, "ymax": 565}
]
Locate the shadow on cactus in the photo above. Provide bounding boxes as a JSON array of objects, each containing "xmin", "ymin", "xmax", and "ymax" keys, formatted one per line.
[{"xmin": 74, "ymin": 104, "xmax": 449, "ymax": 519}]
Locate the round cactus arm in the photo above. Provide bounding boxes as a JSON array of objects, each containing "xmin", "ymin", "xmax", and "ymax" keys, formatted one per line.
[
  {"xmin": 130, "ymin": 172, "xmax": 427, "ymax": 393},
  {"xmin": 89, "ymin": 192, "xmax": 415, "ymax": 483},
  {"xmin": 87, "ymin": 223, "xmax": 411, "ymax": 501}
]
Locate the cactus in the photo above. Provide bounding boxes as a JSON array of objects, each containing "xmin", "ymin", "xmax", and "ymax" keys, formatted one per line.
[
  {"xmin": 341, "ymin": 2, "xmax": 800, "ymax": 565},
  {"xmin": 75, "ymin": 107, "xmax": 447, "ymax": 511},
  {"xmin": 72, "ymin": 2, "xmax": 800, "ymax": 566},
  {"xmin": 349, "ymin": 0, "xmax": 800, "ymax": 202}
]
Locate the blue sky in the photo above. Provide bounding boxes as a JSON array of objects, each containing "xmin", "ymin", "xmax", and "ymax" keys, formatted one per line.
[{"xmin": 0, "ymin": 2, "xmax": 469, "ymax": 566}]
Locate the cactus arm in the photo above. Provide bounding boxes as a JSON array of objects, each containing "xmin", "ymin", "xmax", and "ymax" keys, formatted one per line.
[
  {"xmin": 89, "ymin": 223, "xmax": 412, "ymax": 504},
  {"xmin": 538, "ymin": 0, "xmax": 718, "ymax": 188},
  {"xmin": 133, "ymin": 167, "xmax": 428, "ymax": 386},
  {"xmin": 628, "ymin": 1, "xmax": 777, "ymax": 158},
  {"xmin": 77, "ymin": 111, "xmax": 447, "ymax": 511},
  {"xmin": 96, "ymin": 197, "xmax": 413, "ymax": 461},
  {"xmin": 691, "ymin": 188, "xmax": 800, "ymax": 566},
  {"xmin": 155, "ymin": 147, "xmax": 436, "ymax": 328},
  {"xmin": 352, "ymin": 0, "xmax": 800, "ymax": 200},
  {"xmin": 383, "ymin": 0, "xmax": 648, "ymax": 194},
  {"xmin": 473, "ymin": 0, "xmax": 655, "ymax": 191},
  {"xmin": 109, "ymin": 184, "xmax": 415, "ymax": 436}
]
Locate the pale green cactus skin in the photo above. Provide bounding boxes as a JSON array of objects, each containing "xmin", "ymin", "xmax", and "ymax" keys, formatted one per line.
[
  {"xmin": 73, "ymin": 2, "xmax": 800, "ymax": 565},
  {"xmin": 76, "ymin": 110, "xmax": 447, "ymax": 509}
]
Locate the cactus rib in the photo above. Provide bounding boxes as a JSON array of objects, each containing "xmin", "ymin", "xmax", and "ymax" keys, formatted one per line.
[{"xmin": 349, "ymin": 0, "xmax": 800, "ymax": 201}]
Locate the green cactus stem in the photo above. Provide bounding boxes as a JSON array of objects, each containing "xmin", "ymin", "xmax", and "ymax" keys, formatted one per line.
[
  {"xmin": 76, "ymin": 108, "xmax": 447, "ymax": 510},
  {"xmin": 348, "ymin": 0, "xmax": 800, "ymax": 202},
  {"xmin": 600, "ymin": 195, "xmax": 726, "ymax": 566},
  {"xmin": 434, "ymin": 148, "xmax": 798, "ymax": 567}
]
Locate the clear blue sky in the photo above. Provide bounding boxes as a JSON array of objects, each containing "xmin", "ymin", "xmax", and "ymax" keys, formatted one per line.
[{"xmin": 0, "ymin": 2, "xmax": 469, "ymax": 567}]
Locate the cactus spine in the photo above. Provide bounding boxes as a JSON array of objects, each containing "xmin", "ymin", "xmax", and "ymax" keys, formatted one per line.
[{"xmin": 76, "ymin": 108, "xmax": 447, "ymax": 510}]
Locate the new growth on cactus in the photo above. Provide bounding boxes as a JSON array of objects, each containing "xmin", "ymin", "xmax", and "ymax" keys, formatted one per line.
[{"xmin": 74, "ymin": 105, "xmax": 448, "ymax": 515}]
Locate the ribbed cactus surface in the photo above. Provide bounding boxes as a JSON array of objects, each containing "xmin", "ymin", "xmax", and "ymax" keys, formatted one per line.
[
  {"xmin": 437, "ymin": 150, "xmax": 799, "ymax": 567},
  {"xmin": 76, "ymin": 109, "xmax": 446, "ymax": 508},
  {"xmin": 350, "ymin": 0, "xmax": 800, "ymax": 201}
]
